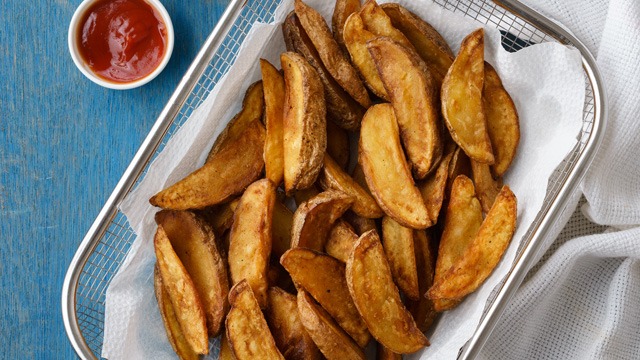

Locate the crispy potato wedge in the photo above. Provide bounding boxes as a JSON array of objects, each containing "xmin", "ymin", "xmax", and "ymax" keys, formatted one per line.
[
  {"xmin": 381, "ymin": 3, "xmax": 453, "ymax": 85},
  {"xmin": 294, "ymin": 0, "xmax": 372, "ymax": 108},
  {"xmin": 266, "ymin": 287, "xmax": 323, "ymax": 360},
  {"xmin": 297, "ymin": 290, "xmax": 367, "ymax": 360},
  {"xmin": 368, "ymin": 37, "xmax": 443, "ymax": 179},
  {"xmin": 319, "ymin": 154, "xmax": 384, "ymax": 218},
  {"xmin": 419, "ymin": 151, "xmax": 454, "ymax": 225},
  {"xmin": 226, "ymin": 280, "xmax": 284, "ymax": 359},
  {"xmin": 359, "ymin": 103, "xmax": 430, "ymax": 229},
  {"xmin": 155, "ymin": 210, "xmax": 229, "ymax": 337},
  {"xmin": 154, "ymin": 226, "xmax": 208, "ymax": 354},
  {"xmin": 149, "ymin": 120, "xmax": 265, "ymax": 210},
  {"xmin": 429, "ymin": 185, "xmax": 517, "ymax": 301},
  {"xmin": 290, "ymin": 190, "xmax": 355, "ymax": 251},
  {"xmin": 332, "ymin": 0, "xmax": 361, "ymax": 52},
  {"xmin": 154, "ymin": 267, "xmax": 199, "ymax": 360},
  {"xmin": 377, "ymin": 343, "xmax": 402, "ymax": 360},
  {"xmin": 471, "ymin": 159, "xmax": 503, "ymax": 214},
  {"xmin": 441, "ymin": 28, "xmax": 494, "ymax": 164},
  {"xmin": 343, "ymin": 210, "xmax": 378, "ymax": 235},
  {"xmin": 261, "ymin": 59, "xmax": 286, "ymax": 186},
  {"xmin": 219, "ymin": 332, "xmax": 234, "ymax": 360},
  {"xmin": 360, "ymin": 0, "xmax": 414, "ymax": 50},
  {"xmin": 272, "ymin": 201, "xmax": 294, "ymax": 260},
  {"xmin": 194, "ymin": 198, "xmax": 240, "ymax": 238},
  {"xmin": 293, "ymin": 184, "xmax": 321, "ymax": 207},
  {"xmin": 406, "ymin": 230, "xmax": 437, "ymax": 332},
  {"xmin": 281, "ymin": 51, "xmax": 327, "ymax": 194},
  {"xmin": 283, "ymin": 12, "xmax": 365, "ymax": 131},
  {"xmin": 325, "ymin": 219, "xmax": 359, "ymax": 263},
  {"xmin": 281, "ymin": 248, "xmax": 371, "ymax": 347},
  {"xmin": 483, "ymin": 62, "xmax": 520, "ymax": 177},
  {"xmin": 381, "ymin": 216, "xmax": 419, "ymax": 300},
  {"xmin": 346, "ymin": 230, "xmax": 429, "ymax": 353},
  {"xmin": 326, "ymin": 120, "xmax": 350, "ymax": 170},
  {"xmin": 228, "ymin": 179, "xmax": 276, "ymax": 309}
]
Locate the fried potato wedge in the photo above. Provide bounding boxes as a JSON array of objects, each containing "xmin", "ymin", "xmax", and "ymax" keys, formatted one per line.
[
  {"xmin": 261, "ymin": 59, "xmax": 286, "ymax": 186},
  {"xmin": 359, "ymin": 0, "xmax": 414, "ymax": 50},
  {"xmin": 266, "ymin": 287, "xmax": 323, "ymax": 360},
  {"xmin": 228, "ymin": 179, "xmax": 276, "ymax": 309},
  {"xmin": 325, "ymin": 219, "xmax": 359, "ymax": 263},
  {"xmin": 377, "ymin": 343, "xmax": 402, "ymax": 360},
  {"xmin": 154, "ymin": 226, "xmax": 208, "ymax": 354},
  {"xmin": 471, "ymin": 159, "xmax": 503, "ymax": 214},
  {"xmin": 441, "ymin": 28, "xmax": 494, "ymax": 164},
  {"xmin": 483, "ymin": 62, "xmax": 520, "ymax": 177},
  {"xmin": 281, "ymin": 51, "xmax": 327, "ymax": 194},
  {"xmin": 332, "ymin": 0, "xmax": 361, "ymax": 52},
  {"xmin": 343, "ymin": 210, "xmax": 378, "ymax": 235},
  {"xmin": 418, "ymin": 150, "xmax": 454, "ymax": 225},
  {"xmin": 429, "ymin": 185, "xmax": 516, "ymax": 301},
  {"xmin": 294, "ymin": 0, "xmax": 372, "ymax": 108},
  {"xmin": 280, "ymin": 248, "xmax": 371, "ymax": 347},
  {"xmin": 272, "ymin": 201, "xmax": 294, "ymax": 260},
  {"xmin": 226, "ymin": 280, "xmax": 284, "ymax": 360},
  {"xmin": 346, "ymin": 230, "xmax": 429, "ymax": 353},
  {"xmin": 297, "ymin": 290, "xmax": 367, "ymax": 360},
  {"xmin": 382, "ymin": 216, "xmax": 419, "ymax": 300},
  {"xmin": 326, "ymin": 120, "xmax": 350, "ymax": 170},
  {"xmin": 381, "ymin": 3, "xmax": 453, "ymax": 85},
  {"xmin": 359, "ymin": 103, "xmax": 430, "ymax": 229},
  {"xmin": 154, "ymin": 267, "xmax": 199, "ymax": 360},
  {"xmin": 290, "ymin": 190, "xmax": 355, "ymax": 251},
  {"xmin": 155, "ymin": 210, "xmax": 229, "ymax": 337},
  {"xmin": 283, "ymin": 12, "xmax": 365, "ymax": 130},
  {"xmin": 406, "ymin": 230, "xmax": 437, "ymax": 332},
  {"xmin": 368, "ymin": 37, "xmax": 442, "ymax": 179},
  {"xmin": 149, "ymin": 120, "xmax": 265, "ymax": 210}
]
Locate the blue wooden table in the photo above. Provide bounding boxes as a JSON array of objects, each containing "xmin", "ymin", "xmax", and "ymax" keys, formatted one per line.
[{"xmin": 0, "ymin": 0, "xmax": 229, "ymax": 357}]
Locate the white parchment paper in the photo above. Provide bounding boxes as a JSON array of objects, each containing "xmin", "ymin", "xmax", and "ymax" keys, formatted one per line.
[{"xmin": 102, "ymin": 0, "xmax": 585, "ymax": 358}]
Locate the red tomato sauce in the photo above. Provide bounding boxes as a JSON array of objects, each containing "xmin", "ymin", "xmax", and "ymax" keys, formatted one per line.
[{"xmin": 77, "ymin": 0, "xmax": 167, "ymax": 83}]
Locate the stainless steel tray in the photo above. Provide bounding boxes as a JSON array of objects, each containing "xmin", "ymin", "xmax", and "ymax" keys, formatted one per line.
[{"xmin": 61, "ymin": 0, "xmax": 606, "ymax": 359}]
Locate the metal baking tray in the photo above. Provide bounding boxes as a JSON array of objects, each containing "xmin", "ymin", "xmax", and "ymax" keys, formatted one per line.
[{"xmin": 61, "ymin": 0, "xmax": 606, "ymax": 358}]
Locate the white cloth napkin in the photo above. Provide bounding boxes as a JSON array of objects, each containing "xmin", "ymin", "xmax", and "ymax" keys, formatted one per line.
[{"xmin": 479, "ymin": 0, "xmax": 640, "ymax": 358}]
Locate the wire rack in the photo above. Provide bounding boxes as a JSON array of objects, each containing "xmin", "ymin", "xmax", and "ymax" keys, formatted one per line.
[{"xmin": 62, "ymin": 0, "xmax": 606, "ymax": 359}]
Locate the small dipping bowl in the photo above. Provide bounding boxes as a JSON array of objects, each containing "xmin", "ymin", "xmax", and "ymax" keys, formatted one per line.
[{"xmin": 68, "ymin": 0, "xmax": 174, "ymax": 90}]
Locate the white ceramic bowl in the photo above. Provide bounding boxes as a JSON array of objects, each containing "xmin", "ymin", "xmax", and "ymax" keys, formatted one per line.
[{"xmin": 68, "ymin": 0, "xmax": 174, "ymax": 90}]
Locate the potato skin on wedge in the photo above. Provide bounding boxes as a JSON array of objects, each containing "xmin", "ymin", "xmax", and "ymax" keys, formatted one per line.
[
  {"xmin": 332, "ymin": 0, "xmax": 361, "ymax": 52},
  {"xmin": 325, "ymin": 219, "xmax": 359, "ymax": 263},
  {"xmin": 261, "ymin": 59, "xmax": 286, "ymax": 186},
  {"xmin": 382, "ymin": 216, "xmax": 420, "ymax": 300}
]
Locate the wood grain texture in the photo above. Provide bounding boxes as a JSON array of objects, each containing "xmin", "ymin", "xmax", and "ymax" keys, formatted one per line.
[{"xmin": 0, "ymin": 0, "xmax": 229, "ymax": 358}]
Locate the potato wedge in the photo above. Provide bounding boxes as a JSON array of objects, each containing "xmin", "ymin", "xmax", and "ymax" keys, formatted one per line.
[
  {"xmin": 272, "ymin": 201, "xmax": 294, "ymax": 260},
  {"xmin": 346, "ymin": 230, "xmax": 429, "ymax": 353},
  {"xmin": 377, "ymin": 343, "xmax": 402, "ymax": 360},
  {"xmin": 154, "ymin": 267, "xmax": 199, "ymax": 360},
  {"xmin": 290, "ymin": 190, "xmax": 354, "ymax": 251},
  {"xmin": 368, "ymin": 37, "xmax": 442, "ymax": 179},
  {"xmin": 149, "ymin": 120, "xmax": 265, "ymax": 210},
  {"xmin": 155, "ymin": 210, "xmax": 229, "ymax": 337},
  {"xmin": 441, "ymin": 28, "xmax": 494, "ymax": 164},
  {"xmin": 283, "ymin": 12, "xmax": 365, "ymax": 131},
  {"xmin": 326, "ymin": 120, "xmax": 350, "ymax": 170},
  {"xmin": 471, "ymin": 159, "xmax": 503, "ymax": 214},
  {"xmin": 359, "ymin": 103, "xmax": 430, "ymax": 229},
  {"xmin": 226, "ymin": 280, "xmax": 284, "ymax": 359},
  {"xmin": 261, "ymin": 59, "xmax": 286, "ymax": 186},
  {"xmin": 228, "ymin": 179, "xmax": 276, "ymax": 309},
  {"xmin": 483, "ymin": 62, "xmax": 520, "ymax": 177},
  {"xmin": 429, "ymin": 185, "xmax": 517, "ymax": 301},
  {"xmin": 294, "ymin": 0, "xmax": 372, "ymax": 108},
  {"xmin": 219, "ymin": 332, "xmax": 234, "ymax": 360},
  {"xmin": 381, "ymin": 3, "xmax": 453, "ymax": 85},
  {"xmin": 332, "ymin": 0, "xmax": 361, "ymax": 52},
  {"xmin": 194, "ymin": 198, "xmax": 240, "ymax": 238},
  {"xmin": 381, "ymin": 216, "xmax": 419, "ymax": 300},
  {"xmin": 359, "ymin": 0, "xmax": 414, "ymax": 50},
  {"xmin": 325, "ymin": 219, "xmax": 359, "ymax": 263},
  {"xmin": 280, "ymin": 248, "xmax": 371, "ymax": 347},
  {"xmin": 266, "ymin": 287, "xmax": 323, "ymax": 360},
  {"xmin": 418, "ymin": 150, "xmax": 454, "ymax": 225},
  {"xmin": 281, "ymin": 51, "xmax": 327, "ymax": 194},
  {"xmin": 319, "ymin": 154, "xmax": 383, "ymax": 219},
  {"xmin": 297, "ymin": 290, "xmax": 367, "ymax": 360},
  {"xmin": 406, "ymin": 230, "xmax": 437, "ymax": 332},
  {"xmin": 154, "ymin": 226, "xmax": 208, "ymax": 354},
  {"xmin": 343, "ymin": 210, "xmax": 378, "ymax": 235}
]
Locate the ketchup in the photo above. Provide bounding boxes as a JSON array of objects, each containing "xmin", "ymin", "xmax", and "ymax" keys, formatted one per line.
[{"xmin": 77, "ymin": 0, "xmax": 167, "ymax": 83}]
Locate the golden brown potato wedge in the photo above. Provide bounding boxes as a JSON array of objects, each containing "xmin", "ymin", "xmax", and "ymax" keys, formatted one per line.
[
  {"xmin": 381, "ymin": 216, "xmax": 419, "ymax": 300},
  {"xmin": 483, "ymin": 62, "xmax": 520, "ymax": 177},
  {"xmin": 326, "ymin": 120, "xmax": 350, "ymax": 170},
  {"xmin": 343, "ymin": 210, "xmax": 378, "ymax": 235},
  {"xmin": 194, "ymin": 198, "xmax": 240, "ymax": 238},
  {"xmin": 346, "ymin": 230, "xmax": 429, "ymax": 353},
  {"xmin": 155, "ymin": 210, "xmax": 229, "ymax": 337},
  {"xmin": 154, "ymin": 226, "xmax": 208, "ymax": 355},
  {"xmin": 149, "ymin": 120, "xmax": 265, "ymax": 210},
  {"xmin": 471, "ymin": 159, "xmax": 503, "ymax": 214},
  {"xmin": 219, "ymin": 332, "xmax": 234, "ymax": 360},
  {"xmin": 294, "ymin": 0, "xmax": 372, "ymax": 108},
  {"xmin": 271, "ymin": 201, "xmax": 294, "ymax": 261},
  {"xmin": 280, "ymin": 248, "xmax": 371, "ymax": 347},
  {"xmin": 429, "ymin": 185, "xmax": 517, "ymax": 302},
  {"xmin": 418, "ymin": 151, "xmax": 454, "ymax": 225},
  {"xmin": 332, "ymin": 0, "xmax": 361, "ymax": 52},
  {"xmin": 265, "ymin": 287, "xmax": 323, "ymax": 360},
  {"xmin": 368, "ymin": 37, "xmax": 442, "ymax": 179},
  {"xmin": 359, "ymin": 104, "xmax": 430, "ymax": 229},
  {"xmin": 290, "ymin": 190, "xmax": 355, "ymax": 251},
  {"xmin": 283, "ymin": 12, "xmax": 365, "ymax": 131},
  {"xmin": 226, "ymin": 280, "xmax": 284, "ymax": 360},
  {"xmin": 261, "ymin": 59, "xmax": 286, "ymax": 186},
  {"xmin": 228, "ymin": 179, "xmax": 276, "ymax": 309},
  {"xmin": 154, "ymin": 267, "xmax": 199, "ymax": 360},
  {"xmin": 406, "ymin": 229, "xmax": 437, "ymax": 332},
  {"xmin": 325, "ymin": 219, "xmax": 359, "ymax": 263},
  {"xmin": 377, "ymin": 343, "xmax": 402, "ymax": 360},
  {"xmin": 297, "ymin": 290, "xmax": 367, "ymax": 360},
  {"xmin": 281, "ymin": 51, "xmax": 327, "ymax": 194},
  {"xmin": 441, "ymin": 28, "xmax": 494, "ymax": 164},
  {"xmin": 359, "ymin": 0, "xmax": 414, "ymax": 50}
]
